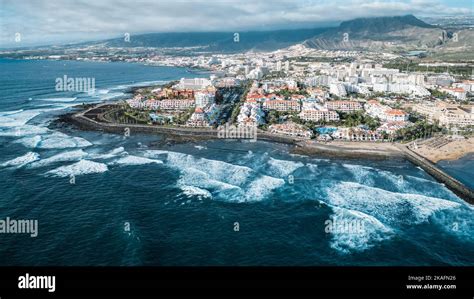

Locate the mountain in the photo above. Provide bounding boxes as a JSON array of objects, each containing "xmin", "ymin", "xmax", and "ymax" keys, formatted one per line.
[
  {"xmin": 303, "ymin": 15, "xmax": 450, "ymax": 51},
  {"xmin": 6, "ymin": 15, "xmax": 472, "ymax": 60},
  {"xmin": 98, "ymin": 28, "xmax": 330, "ymax": 53}
]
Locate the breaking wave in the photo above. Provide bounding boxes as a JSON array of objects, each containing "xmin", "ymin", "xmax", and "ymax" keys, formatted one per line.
[
  {"xmin": 328, "ymin": 206, "xmax": 393, "ymax": 254},
  {"xmin": 267, "ymin": 157, "xmax": 304, "ymax": 177},
  {"xmin": 110, "ymin": 155, "xmax": 163, "ymax": 166},
  {"xmin": 46, "ymin": 160, "xmax": 108, "ymax": 177},
  {"xmin": 37, "ymin": 97, "xmax": 77, "ymax": 102},
  {"xmin": 181, "ymin": 186, "xmax": 212, "ymax": 200},
  {"xmin": 323, "ymin": 181, "xmax": 461, "ymax": 226},
  {"xmin": 0, "ymin": 110, "xmax": 42, "ymax": 127},
  {"xmin": 1, "ymin": 152, "xmax": 40, "ymax": 167},
  {"xmin": 144, "ymin": 150, "xmax": 285, "ymax": 202},
  {"xmin": 0, "ymin": 125, "xmax": 50, "ymax": 137},
  {"xmin": 28, "ymin": 150, "xmax": 88, "ymax": 168},
  {"xmin": 15, "ymin": 132, "xmax": 92, "ymax": 149}
]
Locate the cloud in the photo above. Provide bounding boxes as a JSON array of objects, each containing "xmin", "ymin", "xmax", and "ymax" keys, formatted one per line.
[{"xmin": 0, "ymin": 0, "xmax": 471, "ymax": 47}]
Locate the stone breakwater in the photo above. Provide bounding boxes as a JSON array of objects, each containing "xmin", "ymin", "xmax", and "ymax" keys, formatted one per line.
[{"xmin": 398, "ymin": 144, "xmax": 474, "ymax": 205}]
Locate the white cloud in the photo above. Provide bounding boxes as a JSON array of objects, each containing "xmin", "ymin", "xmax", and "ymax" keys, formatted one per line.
[{"xmin": 0, "ymin": 0, "xmax": 471, "ymax": 47}]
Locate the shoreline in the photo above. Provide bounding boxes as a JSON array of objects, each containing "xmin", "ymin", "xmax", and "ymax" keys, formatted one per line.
[
  {"xmin": 292, "ymin": 140, "xmax": 404, "ymax": 160},
  {"xmin": 53, "ymin": 103, "xmax": 474, "ymax": 204},
  {"xmin": 55, "ymin": 103, "xmax": 404, "ymax": 161}
]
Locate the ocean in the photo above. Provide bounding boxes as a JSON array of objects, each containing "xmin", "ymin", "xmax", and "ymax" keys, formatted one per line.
[{"xmin": 0, "ymin": 59, "xmax": 473, "ymax": 266}]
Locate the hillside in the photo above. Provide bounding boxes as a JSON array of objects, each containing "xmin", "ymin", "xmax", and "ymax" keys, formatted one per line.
[
  {"xmin": 303, "ymin": 15, "xmax": 449, "ymax": 51},
  {"xmin": 99, "ymin": 28, "xmax": 330, "ymax": 53}
]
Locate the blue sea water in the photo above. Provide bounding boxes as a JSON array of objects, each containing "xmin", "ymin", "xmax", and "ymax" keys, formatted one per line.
[
  {"xmin": 438, "ymin": 154, "xmax": 474, "ymax": 190},
  {"xmin": 0, "ymin": 59, "xmax": 473, "ymax": 266}
]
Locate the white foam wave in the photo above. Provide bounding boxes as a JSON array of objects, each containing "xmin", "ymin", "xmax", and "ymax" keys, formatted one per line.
[
  {"xmin": 162, "ymin": 150, "xmax": 253, "ymax": 186},
  {"xmin": 342, "ymin": 163, "xmax": 375, "ymax": 186},
  {"xmin": 90, "ymin": 147, "xmax": 127, "ymax": 159},
  {"xmin": 46, "ymin": 160, "xmax": 108, "ymax": 177},
  {"xmin": 110, "ymin": 155, "xmax": 163, "ymax": 166},
  {"xmin": 1, "ymin": 152, "xmax": 40, "ymax": 167},
  {"xmin": 244, "ymin": 175, "xmax": 285, "ymax": 202},
  {"xmin": 0, "ymin": 125, "xmax": 50, "ymax": 137},
  {"xmin": 328, "ymin": 206, "xmax": 393, "ymax": 254},
  {"xmin": 181, "ymin": 186, "xmax": 212, "ymax": 200},
  {"xmin": 142, "ymin": 150, "xmax": 169, "ymax": 159},
  {"xmin": 306, "ymin": 163, "xmax": 320, "ymax": 174},
  {"xmin": 98, "ymin": 92, "xmax": 124, "ymax": 101},
  {"xmin": 324, "ymin": 181, "xmax": 461, "ymax": 226},
  {"xmin": 267, "ymin": 157, "xmax": 304, "ymax": 177},
  {"xmin": 0, "ymin": 110, "xmax": 42, "ymax": 127},
  {"xmin": 15, "ymin": 132, "xmax": 92, "ymax": 149},
  {"xmin": 14, "ymin": 135, "xmax": 42, "ymax": 148},
  {"xmin": 146, "ymin": 150, "xmax": 284, "ymax": 202},
  {"xmin": 28, "ymin": 150, "xmax": 88, "ymax": 168},
  {"xmin": 37, "ymin": 97, "xmax": 77, "ymax": 102},
  {"xmin": 97, "ymin": 89, "xmax": 110, "ymax": 95}
]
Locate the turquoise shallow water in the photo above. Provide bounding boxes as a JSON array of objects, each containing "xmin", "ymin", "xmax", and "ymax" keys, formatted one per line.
[{"xmin": 0, "ymin": 59, "xmax": 473, "ymax": 266}]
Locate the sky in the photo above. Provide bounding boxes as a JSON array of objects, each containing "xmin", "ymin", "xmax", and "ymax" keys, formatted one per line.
[{"xmin": 0, "ymin": 0, "xmax": 472, "ymax": 48}]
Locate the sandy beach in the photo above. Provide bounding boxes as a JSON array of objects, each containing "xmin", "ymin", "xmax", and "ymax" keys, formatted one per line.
[
  {"xmin": 292, "ymin": 140, "xmax": 403, "ymax": 159},
  {"xmin": 409, "ymin": 137, "xmax": 474, "ymax": 163}
]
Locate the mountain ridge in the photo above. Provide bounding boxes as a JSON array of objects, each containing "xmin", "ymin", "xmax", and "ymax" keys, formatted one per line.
[{"xmin": 302, "ymin": 14, "xmax": 451, "ymax": 51}]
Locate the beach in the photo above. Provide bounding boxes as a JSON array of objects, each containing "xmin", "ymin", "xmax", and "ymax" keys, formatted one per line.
[
  {"xmin": 293, "ymin": 140, "xmax": 403, "ymax": 159},
  {"xmin": 408, "ymin": 137, "xmax": 474, "ymax": 163}
]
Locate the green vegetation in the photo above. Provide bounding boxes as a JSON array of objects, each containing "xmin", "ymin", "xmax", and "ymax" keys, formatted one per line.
[
  {"xmin": 174, "ymin": 107, "xmax": 195, "ymax": 125},
  {"xmin": 394, "ymin": 120, "xmax": 442, "ymax": 141},
  {"xmin": 339, "ymin": 111, "xmax": 380, "ymax": 130},
  {"xmin": 277, "ymin": 89, "xmax": 309, "ymax": 98},
  {"xmin": 428, "ymin": 89, "xmax": 449, "ymax": 99},
  {"xmin": 265, "ymin": 110, "xmax": 285, "ymax": 125},
  {"xmin": 104, "ymin": 107, "xmax": 149, "ymax": 125},
  {"xmin": 265, "ymin": 110, "xmax": 382, "ymax": 132}
]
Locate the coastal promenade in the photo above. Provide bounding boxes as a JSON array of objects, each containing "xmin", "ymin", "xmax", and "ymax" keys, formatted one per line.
[{"xmin": 68, "ymin": 103, "xmax": 306, "ymax": 144}]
